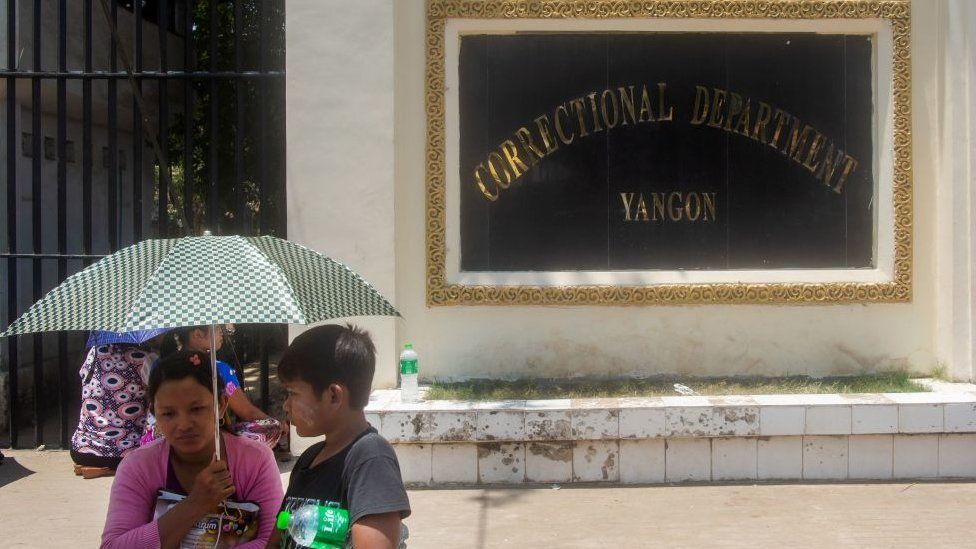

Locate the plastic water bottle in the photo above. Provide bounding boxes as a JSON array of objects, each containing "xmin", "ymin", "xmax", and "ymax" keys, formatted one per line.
[
  {"xmin": 276, "ymin": 504, "xmax": 350, "ymax": 549},
  {"xmin": 399, "ymin": 343, "xmax": 419, "ymax": 403}
]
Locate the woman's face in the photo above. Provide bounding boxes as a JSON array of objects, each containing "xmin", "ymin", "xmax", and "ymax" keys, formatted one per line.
[{"xmin": 152, "ymin": 377, "xmax": 221, "ymax": 456}]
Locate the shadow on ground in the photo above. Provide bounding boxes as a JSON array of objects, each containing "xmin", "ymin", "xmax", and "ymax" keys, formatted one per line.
[{"xmin": 0, "ymin": 457, "xmax": 35, "ymax": 489}]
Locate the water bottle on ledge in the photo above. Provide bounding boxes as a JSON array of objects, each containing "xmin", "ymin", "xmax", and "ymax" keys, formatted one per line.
[
  {"xmin": 399, "ymin": 343, "xmax": 419, "ymax": 403},
  {"xmin": 276, "ymin": 504, "xmax": 349, "ymax": 549}
]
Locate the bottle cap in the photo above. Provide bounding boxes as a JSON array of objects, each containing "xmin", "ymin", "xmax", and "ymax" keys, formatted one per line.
[
  {"xmin": 276, "ymin": 511, "xmax": 291, "ymax": 530},
  {"xmin": 404, "ymin": 343, "xmax": 413, "ymax": 349}
]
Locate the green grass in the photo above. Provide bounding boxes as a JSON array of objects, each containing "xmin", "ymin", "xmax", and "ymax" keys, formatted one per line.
[{"xmin": 424, "ymin": 371, "xmax": 928, "ymax": 401}]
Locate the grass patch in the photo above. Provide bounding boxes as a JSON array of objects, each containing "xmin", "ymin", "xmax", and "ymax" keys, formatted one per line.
[{"xmin": 424, "ymin": 371, "xmax": 928, "ymax": 400}]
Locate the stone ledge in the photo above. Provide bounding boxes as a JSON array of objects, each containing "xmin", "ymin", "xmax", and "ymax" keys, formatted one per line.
[
  {"xmin": 364, "ymin": 387, "xmax": 976, "ymax": 444},
  {"xmin": 392, "ymin": 434, "xmax": 976, "ymax": 486}
]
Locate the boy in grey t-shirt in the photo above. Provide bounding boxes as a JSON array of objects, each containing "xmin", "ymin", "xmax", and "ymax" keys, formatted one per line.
[{"xmin": 268, "ymin": 324, "xmax": 410, "ymax": 549}]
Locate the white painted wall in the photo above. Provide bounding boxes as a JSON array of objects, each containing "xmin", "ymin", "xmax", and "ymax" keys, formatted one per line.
[
  {"xmin": 286, "ymin": 0, "xmax": 975, "ymax": 384},
  {"xmin": 285, "ymin": 0, "xmax": 399, "ymax": 388}
]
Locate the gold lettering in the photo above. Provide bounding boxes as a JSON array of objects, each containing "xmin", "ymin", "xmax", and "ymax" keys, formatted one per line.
[
  {"xmin": 668, "ymin": 192, "xmax": 683, "ymax": 222},
  {"xmin": 657, "ymin": 82, "xmax": 674, "ymax": 121},
  {"xmin": 638, "ymin": 85, "xmax": 655, "ymax": 123},
  {"xmin": 816, "ymin": 143, "xmax": 844, "ymax": 187},
  {"xmin": 533, "ymin": 114, "xmax": 559, "ymax": 155},
  {"xmin": 832, "ymin": 155, "xmax": 858, "ymax": 194},
  {"xmin": 769, "ymin": 109, "xmax": 795, "ymax": 150},
  {"xmin": 500, "ymin": 140, "xmax": 529, "ymax": 179},
  {"xmin": 684, "ymin": 192, "xmax": 702, "ymax": 221},
  {"xmin": 569, "ymin": 98, "xmax": 590, "ymax": 137},
  {"xmin": 514, "ymin": 127, "xmax": 545, "ymax": 164},
  {"xmin": 474, "ymin": 163, "xmax": 498, "ymax": 201},
  {"xmin": 785, "ymin": 123, "xmax": 814, "ymax": 162},
  {"xmin": 554, "ymin": 104, "xmax": 575, "ymax": 145},
  {"xmin": 690, "ymin": 85, "xmax": 710, "ymax": 125},
  {"xmin": 724, "ymin": 93, "xmax": 743, "ymax": 132},
  {"xmin": 652, "ymin": 193, "xmax": 666, "ymax": 221},
  {"xmin": 707, "ymin": 88, "xmax": 727, "ymax": 129},
  {"xmin": 486, "ymin": 151, "xmax": 511, "ymax": 189},
  {"xmin": 600, "ymin": 89, "xmax": 619, "ymax": 129},
  {"xmin": 802, "ymin": 131, "xmax": 826, "ymax": 173},
  {"xmin": 635, "ymin": 194, "xmax": 650, "ymax": 221},
  {"xmin": 733, "ymin": 98, "xmax": 752, "ymax": 137},
  {"xmin": 586, "ymin": 93, "xmax": 604, "ymax": 133},
  {"xmin": 620, "ymin": 192, "xmax": 635, "ymax": 221},
  {"xmin": 703, "ymin": 193, "xmax": 717, "ymax": 221},
  {"xmin": 617, "ymin": 86, "xmax": 637, "ymax": 126},
  {"xmin": 752, "ymin": 101, "xmax": 772, "ymax": 143}
]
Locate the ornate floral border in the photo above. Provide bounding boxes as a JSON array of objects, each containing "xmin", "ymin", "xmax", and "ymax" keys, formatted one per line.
[{"xmin": 425, "ymin": 0, "xmax": 912, "ymax": 306}]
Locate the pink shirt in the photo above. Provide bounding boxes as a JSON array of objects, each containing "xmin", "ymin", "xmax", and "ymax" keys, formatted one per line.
[{"xmin": 101, "ymin": 432, "xmax": 284, "ymax": 548}]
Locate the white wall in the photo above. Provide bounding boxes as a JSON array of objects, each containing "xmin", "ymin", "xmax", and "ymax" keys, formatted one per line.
[
  {"xmin": 285, "ymin": 0, "xmax": 399, "ymax": 388},
  {"xmin": 286, "ymin": 0, "xmax": 974, "ymax": 384},
  {"xmin": 935, "ymin": 0, "xmax": 976, "ymax": 380}
]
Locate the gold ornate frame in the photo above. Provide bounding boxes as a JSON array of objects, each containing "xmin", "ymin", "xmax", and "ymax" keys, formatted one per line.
[{"xmin": 425, "ymin": 0, "xmax": 912, "ymax": 306}]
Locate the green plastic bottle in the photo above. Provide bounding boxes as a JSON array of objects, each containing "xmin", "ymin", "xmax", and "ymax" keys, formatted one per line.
[
  {"xmin": 276, "ymin": 504, "xmax": 350, "ymax": 549},
  {"xmin": 399, "ymin": 343, "xmax": 419, "ymax": 403}
]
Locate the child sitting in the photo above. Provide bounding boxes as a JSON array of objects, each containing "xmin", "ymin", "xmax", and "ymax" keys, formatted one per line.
[{"xmin": 269, "ymin": 324, "xmax": 410, "ymax": 549}]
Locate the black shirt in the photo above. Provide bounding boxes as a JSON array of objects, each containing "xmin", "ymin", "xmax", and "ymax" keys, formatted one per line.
[{"xmin": 281, "ymin": 427, "xmax": 411, "ymax": 548}]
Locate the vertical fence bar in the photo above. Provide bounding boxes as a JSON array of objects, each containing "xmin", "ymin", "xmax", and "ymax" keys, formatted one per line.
[
  {"xmin": 208, "ymin": 0, "xmax": 218, "ymax": 232},
  {"xmin": 108, "ymin": 0, "xmax": 119, "ymax": 251},
  {"xmin": 234, "ymin": 0, "xmax": 245, "ymax": 235},
  {"xmin": 83, "ymin": 0, "xmax": 93, "ymax": 267},
  {"xmin": 158, "ymin": 0, "xmax": 169, "ymax": 236},
  {"xmin": 258, "ymin": 0, "xmax": 269, "ymax": 236},
  {"xmin": 133, "ymin": 0, "xmax": 144, "ymax": 242},
  {"xmin": 5, "ymin": 0, "xmax": 19, "ymax": 448},
  {"xmin": 183, "ymin": 0, "xmax": 193, "ymax": 234},
  {"xmin": 31, "ymin": 0, "xmax": 44, "ymax": 447},
  {"xmin": 57, "ymin": 0, "xmax": 70, "ymax": 448},
  {"xmin": 257, "ymin": 1, "xmax": 271, "ymax": 411}
]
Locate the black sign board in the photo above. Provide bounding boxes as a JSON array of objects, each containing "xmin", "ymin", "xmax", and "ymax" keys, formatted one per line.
[{"xmin": 458, "ymin": 33, "xmax": 875, "ymax": 272}]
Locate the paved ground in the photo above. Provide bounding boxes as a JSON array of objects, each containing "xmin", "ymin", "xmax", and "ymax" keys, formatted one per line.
[{"xmin": 2, "ymin": 449, "xmax": 975, "ymax": 548}]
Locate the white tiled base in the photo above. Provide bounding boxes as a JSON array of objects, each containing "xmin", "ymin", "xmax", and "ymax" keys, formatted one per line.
[
  {"xmin": 618, "ymin": 439, "xmax": 665, "ymax": 484},
  {"xmin": 368, "ymin": 386, "xmax": 976, "ymax": 486}
]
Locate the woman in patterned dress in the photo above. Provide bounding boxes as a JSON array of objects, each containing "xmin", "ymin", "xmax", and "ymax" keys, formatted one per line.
[{"xmin": 71, "ymin": 341, "xmax": 160, "ymax": 478}]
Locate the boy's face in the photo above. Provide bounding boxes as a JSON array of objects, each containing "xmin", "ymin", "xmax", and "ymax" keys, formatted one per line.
[{"xmin": 282, "ymin": 378, "xmax": 335, "ymax": 437}]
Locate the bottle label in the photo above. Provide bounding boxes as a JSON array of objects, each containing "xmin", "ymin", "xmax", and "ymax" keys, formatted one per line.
[{"xmin": 399, "ymin": 359, "xmax": 418, "ymax": 375}]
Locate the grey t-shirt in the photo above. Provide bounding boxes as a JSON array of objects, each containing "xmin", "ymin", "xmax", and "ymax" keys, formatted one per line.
[{"xmin": 281, "ymin": 426, "xmax": 411, "ymax": 548}]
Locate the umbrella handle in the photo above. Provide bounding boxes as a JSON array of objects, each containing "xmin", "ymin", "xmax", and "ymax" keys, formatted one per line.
[{"xmin": 210, "ymin": 324, "xmax": 221, "ymax": 461}]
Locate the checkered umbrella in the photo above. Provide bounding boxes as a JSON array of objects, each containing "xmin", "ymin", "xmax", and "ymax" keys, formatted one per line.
[
  {"xmin": 0, "ymin": 234, "xmax": 399, "ymax": 336},
  {"xmin": 1, "ymin": 234, "xmax": 399, "ymax": 460}
]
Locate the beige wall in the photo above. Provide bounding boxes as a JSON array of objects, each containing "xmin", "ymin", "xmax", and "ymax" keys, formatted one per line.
[
  {"xmin": 286, "ymin": 0, "xmax": 399, "ymax": 388},
  {"xmin": 287, "ymin": 0, "xmax": 974, "ymax": 384}
]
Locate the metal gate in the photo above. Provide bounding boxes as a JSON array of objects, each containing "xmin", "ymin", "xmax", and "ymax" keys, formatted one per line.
[{"xmin": 1, "ymin": 0, "xmax": 287, "ymax": 449}]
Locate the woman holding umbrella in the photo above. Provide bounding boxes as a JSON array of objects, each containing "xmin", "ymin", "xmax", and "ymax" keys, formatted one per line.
[{"xmin": 148, "ymin": 325, "xmax": 283, "ymax": 450}]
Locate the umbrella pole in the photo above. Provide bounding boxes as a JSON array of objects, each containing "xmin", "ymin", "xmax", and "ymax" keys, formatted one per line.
[{"xmin": 210, "ymin": 324, "xmax": 221, "ymax": 461}]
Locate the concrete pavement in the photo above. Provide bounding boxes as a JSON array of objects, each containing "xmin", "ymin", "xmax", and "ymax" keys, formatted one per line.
[{"xmin": 1, "ymin": 449, "xmax": 974, "ymax": 548}]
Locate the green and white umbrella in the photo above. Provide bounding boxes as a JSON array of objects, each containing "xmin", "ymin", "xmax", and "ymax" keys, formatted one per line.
[
  {"xmin": 1, "ymin": 234, "xmax": 398, "ymax": 335},
  {"xmin": 1, "ymin": 233, "xmax": 399, "ymax": 457}
]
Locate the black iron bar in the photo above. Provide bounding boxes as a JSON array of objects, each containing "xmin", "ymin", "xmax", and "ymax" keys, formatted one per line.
[
  {"xmin": 5, "ymin": 0, "xmax": 19, "ymax": 448},
  {"xmin": 83, "ymin": 0, "xmax": 93, "ymax": 268},
  {"xmin": 258, "ymin": 0, "xmax": 269, "ymax": 236},
  {"xmin": 32, "ymin": 0, "xmax": 44, "ymax": 448},
  {"xmin": 208, "ymin": 0, "xmax": 218, "ymax": 232},
  {"xmin": 133, "ymin": 0, "xmax": 144, "ymax": 242},
  {"xmin": 57, "ymin": 0, "xmax": 70, "ymax": 448},
  {"xmin": 184, "ymin": 0, "xmax": 194, "ymax": 234},
  {"xmin": 235, "ymin": 0, "xmax": 246, "ymax": 235},
  {"xmin": 108, "ymin": 0, "xmax": 119, "ymax": 252},
  {"xmin": 158, "ymin": 0, "xmax": 170, "ymax": 236},
  {"xmin": 0, "ymin": 70, "xmax": 284, "ymax": 79},
  {"xmin": 0, "ymin": 253, "xmax": 107, "ymax": 260}
]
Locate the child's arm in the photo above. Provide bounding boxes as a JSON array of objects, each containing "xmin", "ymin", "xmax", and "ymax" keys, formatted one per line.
[{"xmin": 350, "ymin": 513, "xmax": 402, "ymax": 549}]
